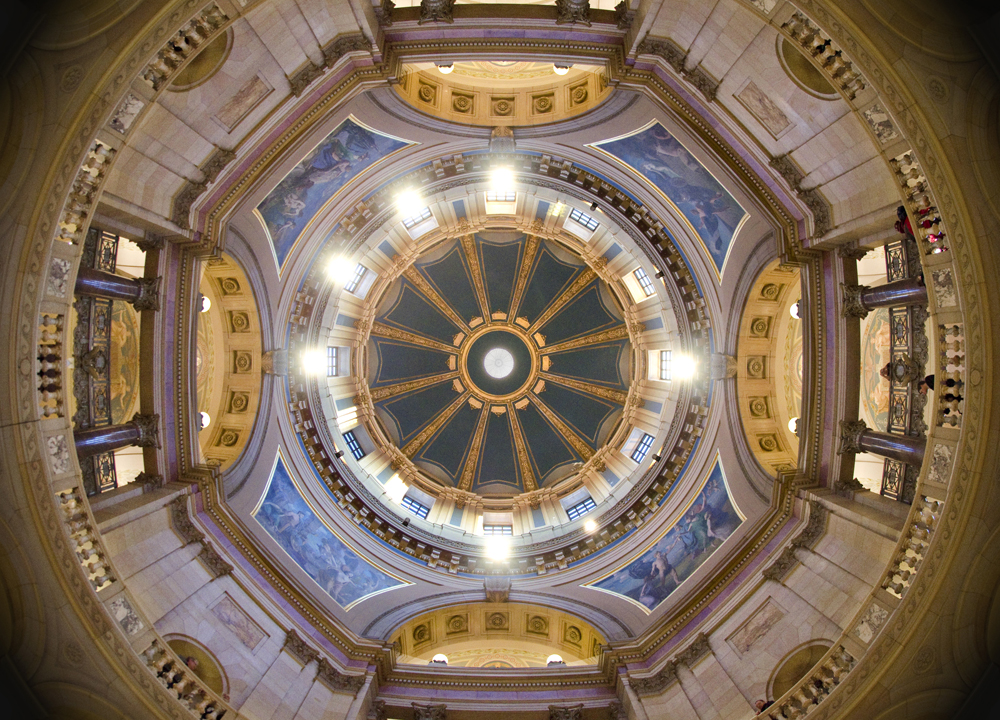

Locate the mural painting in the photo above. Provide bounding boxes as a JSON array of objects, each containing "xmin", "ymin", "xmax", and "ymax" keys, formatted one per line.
[
  {"xmin": 109, "ymin": 300, "xmax": 140, "ymax": 424},
  {"xmin": 860, "ymin": 307, "xmax": 891, "ymax": 430},
  {"xmin": 588, "ymin": 458, "xmax": 742, "ymax": 611},
  {"xmin": 255, "ymin": 455, "xmax": 406, "ymax": 609},
  {"xmin": 255, "ymin": 117, "xmax": 413, "ymax": 271},
  {"xmin": 590, "ymin": 121, "xmax": 747, "ymax": 277}
]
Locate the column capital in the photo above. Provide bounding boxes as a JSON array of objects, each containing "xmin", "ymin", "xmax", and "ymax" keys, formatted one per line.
[
  {"xmin": 129, "ymin": 413, "xmax": 161, "ymax": 448},
  {"xmin": 841, "ymin": 282, "xmax": 870, "ymax": 318},
  {"xmin": 837, "ymin": 243, "xmax": 870, "ymax": 260},
  {"xmin": 838, "ymin": 419, "xmax": 868, "ymax": 454},
  {"xmin": 132, "ymin": 276, "xmax": 161, "ymax": 311}
]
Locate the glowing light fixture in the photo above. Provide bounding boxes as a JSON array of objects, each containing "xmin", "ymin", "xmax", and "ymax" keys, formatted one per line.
[
  {"xmin": 395, "ymin": 189, "xmax": 424, "ymax": 218},
  {"xmin": 198, "ymin": 412, "xmax": 211, "ymax": 430},
  {"xmin": 550, "ymin": 201, "xmax": 565, "ymax": 217},
  {"xmin": 584, "ymin": 519, "xmax": 598, "ymax": 533},
  {"xmin": 547, "ymin": 654, "xmax": 565, "ymax": 665},
  {"xmin": 199, "ymin": 295, "xmax": 211, "ymax": 313},
  {"xmin": 553, "ymin": 64, "xmax": 571, "ymax": 75},
  {"xmin": 789, "ymin": 301, "xmax": 801, "ymax": 319},
  {"xmin": 301, "ymin": 349, "xmax": 328, "ymax": 376},
  {"xmin": 436, "ymin": 63, "xmax": 454, "ymax": 75},
  {"xmin": 431, "ymin": 654, "xmax": 449, "ymax": 664},
  {"xmin": 673, "ymin": 354, "xmax": 697, "ymax": 380},
  {"xmin": 490, "ymin": 167, "xmax": 514, "ymax": 194},
  {"xmin": 788, "ymin": 417, "xmax": 800, "ymax": 434},
  {"xmin": 327, "ymin": 256, "xmax": 356, "ymax": 285},
  {"xmin": 385, "ymin": 474, "xmax": 408, "ymax": 504},
  {"xmin": 485, "ymin": 535, "xmax": 510, "ymax": 561}
]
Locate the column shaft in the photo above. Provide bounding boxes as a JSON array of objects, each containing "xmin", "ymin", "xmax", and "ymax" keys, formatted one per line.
[
  {"xmin": 74, "ymin": 424, "xmax": 141, "ymax": 458},
  {"xmin": 862, "ymin": 277, "xmax": 927, "ymax": 309},
  {"xmin": 859, "ymin": 429, "xmax": 925, "ymax": 466},
  {"xmin": 75, "ymin": 267, "xmax": 142, "ymax": 301}
]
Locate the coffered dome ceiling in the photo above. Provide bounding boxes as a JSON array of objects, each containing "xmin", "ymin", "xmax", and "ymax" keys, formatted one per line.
[{"xmin": 364, "ymin": 232, "xmax": 631, "ymax": 495}]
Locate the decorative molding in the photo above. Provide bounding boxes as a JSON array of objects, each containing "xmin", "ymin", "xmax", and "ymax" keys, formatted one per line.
[
  {"xmin": 490, "ymin": 126, "xmax": 516, "ymax": 153},
  {"xmin": 316, "ymin": 658, "xmax": 366, "ymax": 692},
  {"xmin": 484, "ymin": 576, "xmax": 511, "ymax": 603},
  {"xmin": 555, "ymin": 0, "xmax": 590, "ymax": 26},
  {"xmin": 419, "ymin": 0, "xmax": 455, "ymax": 24},
  {"xmin": 198, "ymin": 542, "xmax": 234, "ymax": 578},
  {"xmin": 636, "ymin": 37, "xmax": 717, "ymax": 101},
  {"xmin": 284, "ymin": 629, "xmax": 320, "ymax": 666},
  {"xmin": 375, "ymin": 0, "xmax": 394, "ymax": 27},
  {"xmin": 412, "ymin": 703, "xmax": 447, "ymax": 720},
  {"xmin": 841, "ymin": 282, "xmax": 870, "ymax": 318},
  {"xmin": 133, "ymin": 276, "xmax": 162, "ymax": 312},
  {"xmin": 614, "ymin": 1, "xmax": 635, "ymax": 30},
  {"xmin": 762, "ymin": 500, "xmax": 829, "ymax": 581},
  {"xmin": 169, "ymin": 496, "xmax": 206, "ymax": 545}
]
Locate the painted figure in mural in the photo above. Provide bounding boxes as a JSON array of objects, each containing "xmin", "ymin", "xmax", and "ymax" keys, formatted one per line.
[
  {"xmin": 592, "ymin": 462, "xmax": 741, "ymax": 610},
  {"xmin": 593, "ymin": 122, "xmax": 746, "ymax": 274},
  {"xmin": 256, "ymin": 119, "xmax": 410, "ymax": 270},
  {"xmin": 256, "ymin": 459, "xmax": 404, "ymax": 608}
]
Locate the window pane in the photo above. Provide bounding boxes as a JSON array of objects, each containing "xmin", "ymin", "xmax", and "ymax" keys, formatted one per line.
[
  {"xmin": 634, "ymin": 268, "xmax": 655, "ymax": 296},
  {"xmin": 631, "ymin": 433, "xmax": 655, "ymax": 463},
  {"xmin": 483, "ymin": 524, "xmax": 513, "ymax": 536},
  {"xmin": 567, "ymin": 497, "xmax": 597, "ymax": 521},
  {"xmin": 569, "ymin": 208, "xmax": 599, "ymax": 231},
  {"xmin": 343, "ymin": 430, "xmax": 366, "ymax": 460},
  {"xmin": 327, "ymin": 346, "xmax": 338, "ymax": 377},
  {"xmin": 345, "ymin": 264, "xmax": 367, "ymax": 293},
  {"xmin": 402, "ymin": 207, "xmax": 432, "ymax": 228},
  {"xmin": 659, "ymin": 350, "xmax": 671, "ymax": 381},
  {"xmin": 401, "ymin": 496, "xmax": 430, "ymax": 519}
]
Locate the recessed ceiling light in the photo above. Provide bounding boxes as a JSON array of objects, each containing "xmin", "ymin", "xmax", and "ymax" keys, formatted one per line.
[
  {"xmin": 553, "ymin": 64, "xmax": 571, "ymax": 75},
  {"xmin": 436, "ymin": 63, "xmax": 454, "ymax": 75}
]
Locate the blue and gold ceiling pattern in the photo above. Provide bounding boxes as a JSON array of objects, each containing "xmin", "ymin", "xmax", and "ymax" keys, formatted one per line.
[{"xmin": 367, "ymin": 232, "xmax": 631, "ymax": 496}]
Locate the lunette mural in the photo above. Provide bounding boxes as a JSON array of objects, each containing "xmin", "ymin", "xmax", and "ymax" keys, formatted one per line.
[
  {"xmin": 254, "ymin": 117, "xmax": 413, "ymax": 272},
  {"xmin": 254, "ymin": 454, "xmax": 406, "ymax": 609},
  {"xmin": 590, "ymin": 121, "xmax": 747, "ymax": 278},
  {"xmin": 587, "ymin": 457, "xmax": 742, "ymax": 612}
]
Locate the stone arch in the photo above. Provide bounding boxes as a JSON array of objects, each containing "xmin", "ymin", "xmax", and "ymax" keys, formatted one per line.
[
  {"xmin": 164, "ymin": 634, "xmax": 229, "ymax": 698},
  {"xmin": 736, "ymin": 258, "xmax": 803, "ymax": 477},
  {"xmin": 196, "ymin": 252, "xmax": 263, "ymax": 470},
  {"xmin": 766, "ymin": 640, "xmax": 832, "ymax": 702}
]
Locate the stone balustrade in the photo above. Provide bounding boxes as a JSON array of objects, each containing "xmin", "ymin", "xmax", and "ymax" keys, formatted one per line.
[
  {"xmin": 882, "ymin": 495, "xmax": 944, "ymax": 598},
  {"xmin": 779, "ymin": 12, "xmax": 866, "ymax": 100},
  {"xmin": 937, "ymin": 324, "xmax": 965, "ymax": 428},
  {"xmin": 143, "ymin": 639, "xmax": 232, "ymax": 719},
  {"xmin": 38, "ymin": 312, "xmax": 65, "ymax": 419},
  {"xmin": 140, "ymin": 3, "xmax": 229, "ymax": 91},
  {"xmin": 56, "ymin": 141, "xmax": 115, "ymax": 245},
  {"xmin": 766, "ymin": 646, "xmax": 856, "ymax": 719},
  {"xmin": 56, "ymin": 488, "xmax": 116, "ymax": 592}
]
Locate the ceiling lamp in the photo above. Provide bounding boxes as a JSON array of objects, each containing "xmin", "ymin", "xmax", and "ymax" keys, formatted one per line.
[
  {"xmin": 199, "ymin": 295, "xmax": 211, "ymax": 313},
  {"xmin": 198, "ymin": 412, "xmax": 211, "ymax": 430},
  {"xmin": 547, "ymin": 654, "xmax": 565, "ymax": 665},
  {"xmin": 430, "ymin": 654, "xmax": 449, "ymax": 664},
  {"xmin": 435, "ymin": 63, "xmax": 454, "ymax": 75},
  {"xmin": 485, "ymin": 535, "xmax": 510, "ymax": 561},
  {"xmin": 673, "ymin": 354, "xmax": 697, "ymax": 380},
  {"xmin": 490, "ymin": 167, "xmax": 514, "ymax": 194},
  {"xmin": 385, "ymin": 475, "xmax": 408, "ymax": 504},
  {"xmin": 789, "ymin": 301, "xmax": 801, "ymax": 319},
  {"xmin": 553, "ymin": 64, "xmax": 571, "ymax": 75},
  {"xmin": 584, "ymin": 519, "xmax": 597, "ymax": 533}
]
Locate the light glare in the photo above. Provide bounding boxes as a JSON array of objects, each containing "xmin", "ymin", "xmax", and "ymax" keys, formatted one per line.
[
  {"xmin": 327, "ymin": 256, "xmax": 356, "ymax": 284},
  {"xmin": 396, "ymin": 190, "xmax": 424, "ymax": 218},
  {"xmin": 485, "ymin": 535, "xmax": 510, "ymax": 560},
  {"xmin": 385, "ymin": 475, "xmax": 408, "ymax": 504},
  {"xmin": 584, "ymin": 519, "xmax": 597, "ymax": 532},
  {"xmin": 301, "ymin": 349, "xmax": 326, "ymax": 375},
  {"xmin": 490, "ymin": 168, "xmax": 514, "ymax": 194},
  {"xmin": 673, "ymin": 354, "xmax": 697, "ymax": 380}
]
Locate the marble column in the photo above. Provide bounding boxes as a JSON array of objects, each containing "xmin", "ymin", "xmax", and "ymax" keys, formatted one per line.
[
  {"xmin": 838, "ymin": 419, "xmax": 925, "ymax": 466},
  {"xmin": 75, "ymin": 414, "xmax": 160, "ymax": 458},
  {"xmin": 841, "ymin": 277, "xmax": 926, "ymax": 318},
  {"xmin": 75, "ymin": 267, "xmax": 161, "ymax": 311}
]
